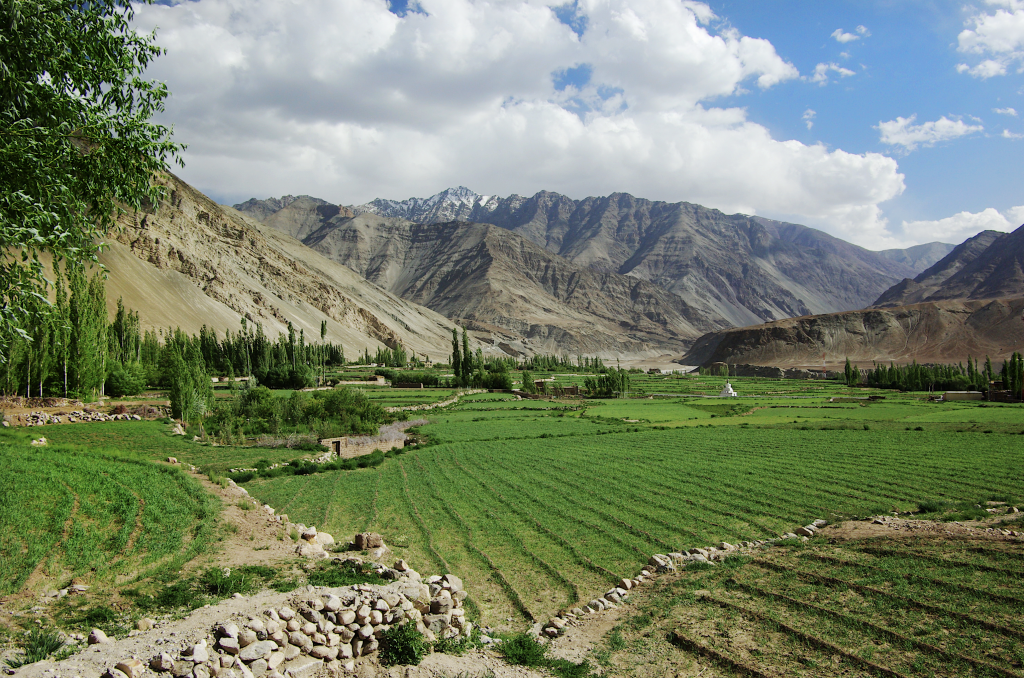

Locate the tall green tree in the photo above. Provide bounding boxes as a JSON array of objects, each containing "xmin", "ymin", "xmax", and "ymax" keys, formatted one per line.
[
  {"xmin": 0, "ymin": 0, "xmax": 183, "ymax": 363},
  {"xmin": 450, "ymin": 328, "xmax": 461, "ymax": 381}
]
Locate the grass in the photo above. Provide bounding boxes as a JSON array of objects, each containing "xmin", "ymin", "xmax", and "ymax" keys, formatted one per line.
[
  {"xmin": 594, "ymin": 536, "xmax": 1024, "ymax": 676},
  {"xmin": 3, "ymin": 627, "xmax": 68, "ymax": 668},
  {"xmin": 0, "ymin": 428, "xmax": 216, "ymax": 595},
  {"xmin": 7, "ymin": 374, "xmax": 1023, "ymax": 674}
]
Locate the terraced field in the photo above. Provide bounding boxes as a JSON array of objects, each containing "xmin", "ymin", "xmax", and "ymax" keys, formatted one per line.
[
  {"xmin": 601, "ymin": 537, "xmax": 1024, "ymax": 677},
  {"xmin": 0, "ymin": 427, "xmax": 216, "ymax": 596},
  {"xmin": 239, "ymin": 391, "xmax": 1024, "ymax": 627}
]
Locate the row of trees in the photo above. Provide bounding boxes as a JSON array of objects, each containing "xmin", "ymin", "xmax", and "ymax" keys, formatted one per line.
[
  {"xmin": 860, "ymin": 356, "xmax": 1018, "ymax": 393},
  {"xmin": 1, "ymin": 262, "xmax": 108, "ymax": 400},
  {"xmin": 521, "ymin": 353, "xmax": 609, "ymax": 373}
]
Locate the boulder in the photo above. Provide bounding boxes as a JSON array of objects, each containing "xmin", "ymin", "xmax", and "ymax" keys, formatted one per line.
[
  {"xmin": 794, "ymin": 526, "xmax": 815, "ymax": 538},
  {"xmin": 353, "ymin": 533, "xmax": 383, "ymax": 550},
  {"xmin": 296, "ymin": 542, "xmax": 326, "ymax": 559},
  {"xmin": 441, "ymin": 573, "xmax": 463, "ymax": 593},
  {"xmin": 239, "ymin": 640, "xmax": 278, "ymax": 663},
  {"xmin": 315, "ymin": 532, "xmax": 335, "ymax": 547},
  {"xmin": 219, "ymin": 637, "xmax": 240, "ymax": 655},
  {"xmin": 137, "ymin": 617, "xmax": 155, "ymax": 631},
  {"xmin": 116, "ymin": 659, "xmax": 145, "ymax": 678},
  {"xmin": 89, "ymin": 628, "xmax": 111, "ymax": 644},
  {"xmin": 151, "ymin": 653, "xmax": 175, "ymax": 672}
]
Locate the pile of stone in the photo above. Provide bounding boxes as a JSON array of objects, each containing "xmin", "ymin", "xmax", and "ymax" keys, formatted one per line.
[
  {"xmin": 19, "ymin": 410, "xmax": 142, "ymax": 426},
  {"xmin": 98, "ymin": 569, "xmax": 471, "ymax": 678},
  {"xmin": 291, "ymin": 526, "xmax": 335, "ymax": 559}
]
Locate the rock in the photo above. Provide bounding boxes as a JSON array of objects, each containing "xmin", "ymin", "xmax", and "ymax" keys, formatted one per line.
[
  {"xmin": 588, "ymin": 599, "xmax": 605, "ymax": 612},
  {"xmin": 278, "ymin": 607, "xmax": 296, "ymax": 621},
  {"xmin": 88, "ymin": 628, "xmax": 110, "ymax": 644},
  {"xmin": 240, "ymin": 640, "xmax": 278, "ymax": 663},
  {"xmin": 296, "ymin": 542, "xmax": 327, "ymax": 559},
  {"xmin": 718, "ymin": 542, "xmax": 734, "ymax": 551},
  {"xmin": 812, "ymin": 518, "xmax": 828, "ymax": 527},
  {"xmin": 301, "ymin": 527, "xmax": 318, "ymax": 541},
  {"xmin": 357, "ymin": 624, "xmax": 374, "ymax": 640},
  {"xmin": 315, "ymin": 532, "xmax": 335, "ymax": 547},
  {"xmin": 116, "ymin": 659, "xmax": 145, "ymax": 678},
  {"xmin": 647, "ymin": 554, "xmax": 675, "ymax": 572},
  {"xmin": 222, "ymin": 657, "xmax": 236, "ymax": 668},
  {"xmin": 337, "ymin": 610, "xmax": 356, "ymax": 626},
  {"xmin": 239, "ymin": 629, "xmax": 258, "ymax": 647},
  {"xmin": 171, "ymin": 661, "xmax": 193, "ymax": 678},
  {"xmin": 137, "ymin": 617, "xmax": 155, "ymax": 631},
  {"xmin": 168, "ymin": 457, "xmax": 178, "ymax": 463},
  {"xmin": 441, "ymin": 573, "xmax": 464, "ymax": 593},
  {"xmin": 544, "ymin": 627, "xmax": 559, "ymax": 638},
  {"xmin": 323, "ymin": 596, "xmax": 342, "ymax": 612},
  {"xmin": 301, "ymin": 622, "xmax": 317, "ymax": 636},
  {"xmin": 193, "ymin": 666, "xmax": 210, "ymax": 678},
  {"xmin": 283, "ymin": 657, "xmax": 322, "ymax": 678},
  {"xmin": 267, "ymin": 652, "xmax": 285, "ymax": 672},
  {"xmin": 104, "ymin": 669, "xmax": 129, "ymax": 678},
  {"xmin": 249, "ymin": 659, "xmax": 268, "ymax": 677},
  {"xmin": 353, "ymin": 533, "xmax": 383, "ymax": 550},
  {"xmin": 283, "ymin": 645, "xmax": 301, "ymax": 661},
  {"xmin": 219, "ymin": 638, "xmax": 241, "ymax": 655},
  {"xmin": 151, "ymin": 653, "xmax": 175, "ymax": 672},
  {"xmin": 310, "ymin": 646, "xmax": 337, "ymax": 660},
  {"xmin": 794, "ymin": 526, "xmax": 816, "ymax": 538},
  {"xmin": 393, "ymin": 559, "xmax": 410, "ymax": 572},
  {"xmin": 192, "ymin": 645, "xmax": 210, "ymax": 663},
  {"xmin": 422, "ymin": 615, "xmax": 449, "ymax": 634}
]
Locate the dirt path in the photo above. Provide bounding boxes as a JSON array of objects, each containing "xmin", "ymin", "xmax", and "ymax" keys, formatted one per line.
[{"xmin": 182, "ymin": 469, "xmax": 301, "ymax": 571}]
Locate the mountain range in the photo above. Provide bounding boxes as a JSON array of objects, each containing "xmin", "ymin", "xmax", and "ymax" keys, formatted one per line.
[{"xmin": 236, "ymin": 187, "xmax": 956, "ymax": 356}]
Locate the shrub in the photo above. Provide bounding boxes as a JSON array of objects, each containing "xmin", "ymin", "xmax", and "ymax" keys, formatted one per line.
[
  {"xmin": 499, "ymin": 633, "xmax": 547, "ymax": 666},
  {"xmin": 380, "ymin": 623, "xmax": 430, "ymax": 667},
  {"xmin": 5, "ymin": 628, "xmax": 66, "ymax": 668}
]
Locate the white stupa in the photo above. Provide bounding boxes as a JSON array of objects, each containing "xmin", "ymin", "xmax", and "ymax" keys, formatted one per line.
[{"xmin": 719, "ymin": 381, "xmax": 738, "ymax": 397}]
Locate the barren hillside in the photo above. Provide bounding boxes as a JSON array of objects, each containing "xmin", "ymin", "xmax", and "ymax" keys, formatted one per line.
[{"xmin": 100, "ymin": 173, "xmax": 460, "ymax": 358}]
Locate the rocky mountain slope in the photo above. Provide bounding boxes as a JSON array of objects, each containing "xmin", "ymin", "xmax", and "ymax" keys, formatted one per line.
[
  {"xmin": 874, "ymin": 230, "xmax": 1005, "ymax": 307},
  {"xmin": 299, "ymin": 210, "xmax": 722, "ymax": 356},
  {"xmin": 242, "ymin": 188, "xmax": 950, "ymax": 330},
  {"xmin": 684, "ymin": 298, "xmax": 1024, "ymax": 368},
  {"xmin": 101, "ymin": 174, "xmax": 460, "ymax": 359},
  {"xmin": 874, "ymin": 226, "xmax": 1024, "ymax": 307}
]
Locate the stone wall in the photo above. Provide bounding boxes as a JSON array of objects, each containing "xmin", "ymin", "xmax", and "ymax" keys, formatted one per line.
[{"xmin": 317, "ymin": 436, "xmax": 404, "ymax": 460}]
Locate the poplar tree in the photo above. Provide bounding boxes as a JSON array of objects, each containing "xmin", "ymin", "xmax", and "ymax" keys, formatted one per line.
[
  {"xmin": 451, "ymin": 328, "xmax": 461, "ymax": 381},
  {"xmin": 1, "ymin": 0, "xmax": 182, "ymax": 363}
]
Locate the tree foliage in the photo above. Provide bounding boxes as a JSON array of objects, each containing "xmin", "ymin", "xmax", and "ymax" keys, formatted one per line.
[{"xmin": 0, "ymin": 0, "xmax": 183, "ymax": 361}]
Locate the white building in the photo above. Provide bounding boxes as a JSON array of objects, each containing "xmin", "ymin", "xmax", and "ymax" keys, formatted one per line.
[{"xmin": 719, "ymin": 381, "xmax": 738, "ymax": 397}]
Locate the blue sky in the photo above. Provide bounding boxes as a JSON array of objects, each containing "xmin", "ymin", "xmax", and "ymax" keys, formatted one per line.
[{"xmin": 133, "ymin": 0, "xmax": 1024, "ymax": 249}]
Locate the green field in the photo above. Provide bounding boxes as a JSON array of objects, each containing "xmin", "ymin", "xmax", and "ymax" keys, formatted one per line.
[
  {"xmin": 600, "ymin": 537, "xmax": 1024, "ymax": 677},
  {"xmin": 228, "ymin": 388, "xmax": 1024, "ymax": 626},
  {"xmin": 4, "ymin": 377, "xmax": 1023, "ymax": 676},
  {"xmin": 0, "ymin": 425, "xmax": 216, "ymax": 596}
]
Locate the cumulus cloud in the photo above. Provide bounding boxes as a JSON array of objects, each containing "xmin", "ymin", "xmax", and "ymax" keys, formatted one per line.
[
  {"xmin": 901, "ymin": 205, "xmax": 1024, "ymax": 244},
  {"xmin": 1003, "ymin": 129, "xmax": 1024, "ymax": 137},
  {"xmin": 994, "ymin": 106, "xmax": 1019, "ymax": 115},
  {"xmin": 132, "ymin": 0, "xmax": 906, "ymax": 245},
  {"xmin": 877, "ymin": 115, "xmax": 984, "ymax": 151},
  {"xmin": 856, "ymin": 25, "xmax": 870, "ymax": 36},
  {"xmin": 957, "ymin": 2, "xmax": 1024, "ymax": 77},
  {"xmin": 831, "ymin": 28, "xmax": 859, "ymax": 43},
  {"xmin": 808, "ymin": 62, "xmax": 856, "ymax": 85},
  {"xmin": 802, "ymin": 109, "xmax": 816, "ymax": 130}
]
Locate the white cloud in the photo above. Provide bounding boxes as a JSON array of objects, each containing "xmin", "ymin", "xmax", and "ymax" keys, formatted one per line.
[
  {"xmin": 802, "ymin": 108, "xmax": 816, "ymax": 130},
  {"xmin": 856, "ymin": 25, "xmax": 870, "ymax": 36},
  {"xmin": 808, "ymin": 62, "xmax": 856, "ymax": 85},
  {"xmin": 957, "ymin": 3, "xmax": 1024, "ymax": 77},
  {"xmin": 1003, "ymin": 128, "xmax": 1024, "ymax": 137},
  {"xmin": 901, "ymin": 205, "xmax": 1024, "ymax": 244},
  {"xmin": 831, "ymin": 28, "xmax": 859, "ymax": 43},
  {"xmin": 132, "ymin": 0, "xmax": 906, "ymax": 246},
  {"xmin": 994, "ymin": 106, "xmax": 1019, "ymax": 115},
  {"xmin": 877, "ymin": 115, "xmax": 984, "ymax": 151}
]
